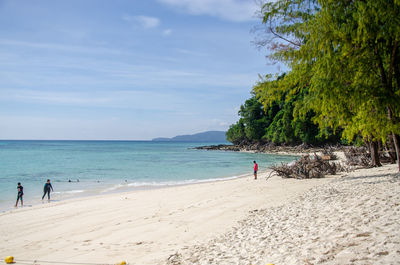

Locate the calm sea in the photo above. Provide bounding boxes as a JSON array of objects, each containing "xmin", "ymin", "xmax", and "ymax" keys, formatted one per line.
[{"xmin": 0, "ymin": 140, "xmax": 296, "ymax": 211}]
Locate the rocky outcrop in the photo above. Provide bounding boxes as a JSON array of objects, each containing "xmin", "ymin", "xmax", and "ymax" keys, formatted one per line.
[
  {"xmin": 193, "ymin": 142, "xmax": 339, "ymax": 154},
  {"xmin": 194, "ymin": 144, "xmax": 241, "ymax": 152}
]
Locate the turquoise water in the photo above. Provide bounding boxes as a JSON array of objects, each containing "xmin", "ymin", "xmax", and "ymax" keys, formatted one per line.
[{"xmin": 0, "ymin": 140, "xmax": 296, "ymax": 211}]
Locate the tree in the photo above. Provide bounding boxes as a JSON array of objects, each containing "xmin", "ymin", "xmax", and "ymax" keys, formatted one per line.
[
  {"xmin": 255, "ymin": 77, "xmax": 340, "ymax": 145},
  {"xmin": 226, "ymin": 120, "xmax": 246, "ymax": 144},
  {"xmin": 239, "ymin": 97, "xmax": 269, "ymax": 141},
  {"xmin": 226, "ymin": 96, "xmax": 268, "ymax": 144},
  {"xmin": 226, "ymin": 89, "xmax": 339, "ymax": 145},
  {"xmin": 255, "ymin": 0, "xmax": 400, "ymax": 170}
]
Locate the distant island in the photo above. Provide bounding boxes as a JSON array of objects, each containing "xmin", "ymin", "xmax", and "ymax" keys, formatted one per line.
[{"xmin": 152, "ymin": 131, "xmax": 227, "ymax": 142}]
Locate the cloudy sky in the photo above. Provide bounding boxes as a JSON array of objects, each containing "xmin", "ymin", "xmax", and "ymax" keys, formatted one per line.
[{"xmin": 0, "ymin": 0, "xmax": 278, "ymax": 140}]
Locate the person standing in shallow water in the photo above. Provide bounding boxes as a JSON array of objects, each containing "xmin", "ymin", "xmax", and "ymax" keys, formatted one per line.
[
  {"xmin": 42, "ymin": 179, "xmax": 53, "ymax": 201},
  {"xmin": 15, "ymin": 182, "xmax": 23, "ymax": 207},
  {"xmin": 253, "ymin": 161, "xmax": 258, "ymax": 180}
]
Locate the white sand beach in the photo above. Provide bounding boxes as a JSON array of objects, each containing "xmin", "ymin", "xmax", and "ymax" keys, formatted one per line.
[
  {"xmin": 168, "ymin": 164, "xmax": 400, "ymax": 265},
  {"xmin": 1, "ymin": 160, "xmax": 399, "ymax": 265}
]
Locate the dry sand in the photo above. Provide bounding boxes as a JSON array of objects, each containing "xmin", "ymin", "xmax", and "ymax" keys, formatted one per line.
[
  {"xmin": 0, "ymin": 159, "xmax": 399, "ymax": 265},
  {"xmin": 168, "ymin": 164, "xmax": 400, "ymax": 265}
]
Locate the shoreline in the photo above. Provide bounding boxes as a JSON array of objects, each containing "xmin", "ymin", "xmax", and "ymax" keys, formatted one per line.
[
  {"xmin": 0, "ymin": 170, "xmax": 257, "ymax": 214},
  {"xmin": 1, "ymin": 152, "xmax": 398, "ymax": 264},
  {"xmin": 2, "ymin": 165, "xmax": 285, "ymax": 215},
  {"xmin": 0, "ymin": 167, "xmax": 331, "ymax": 264},
  {"xmin": 0, "ymin": 172, "xmax": 252, "ymax": 214},
  {"xmin": 0, "ymin": 141, "xmax": 299, "ymax": 214},
  {"xmin": 1, "ymin": 147, "xmax": 299, "ymax": 213}
]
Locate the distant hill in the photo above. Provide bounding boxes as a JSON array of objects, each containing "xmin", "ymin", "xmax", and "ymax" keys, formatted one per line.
[{"xmin": 152, "ymin": 131, "xmax": 227, "ymax": 142}]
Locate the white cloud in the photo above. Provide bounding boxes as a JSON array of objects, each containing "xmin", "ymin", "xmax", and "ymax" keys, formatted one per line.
[
  {"xmin": 0, "ymin": 39, "xmax": 126, "ymax": 55},
  {"xmin": 163, "ymin": 29, "xmax": 172, "ymax": 36},
  {"xmin": 0, "ymin": 88, "xmax": 185, "ymax": 111},
  {"xmin": 158, "ymin": 0, "xmax": 259, "ymax": 22},
  {"xmin": 123, "ymin": 15, "xmax": 160, "ymax": 29},
  {"xmin": 176, "ymin": 48, "xmax": 208, "ymax": 57}
]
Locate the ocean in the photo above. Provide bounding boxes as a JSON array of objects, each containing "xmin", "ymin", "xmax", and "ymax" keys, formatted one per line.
[{"xmin": 0, "ymin": 140, "xmax": 297, "ymax": 211}]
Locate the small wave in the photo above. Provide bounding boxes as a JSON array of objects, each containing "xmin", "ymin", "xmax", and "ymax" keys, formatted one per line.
[
  {"xmin": 95, "ymin": 175, "xmax": 248, "ymax": 194},
  {"xmin": 53, "ymin": 190, "xmax": 85, "ymax": 194},
  {"xmin": 101, "ymin": 184, "xmax": 124, "ymax": 193},
  {"xmin": 124, "ymin": 175, "xmax": 243, "ymax": 188}
]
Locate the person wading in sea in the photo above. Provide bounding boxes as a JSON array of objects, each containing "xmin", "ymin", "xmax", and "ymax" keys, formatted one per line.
[{"xmin": 42, "ymin": 179, "xmax": 53, "ymax": 201}]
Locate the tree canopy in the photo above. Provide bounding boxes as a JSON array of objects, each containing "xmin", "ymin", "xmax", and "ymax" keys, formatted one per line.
[
  {"xmin": 252, "ymin": 0, "xmax": 400, "ymax": 169},
  {"xmin": 226, "ymin": 87, "xmax": 339, "ymax": 145}
]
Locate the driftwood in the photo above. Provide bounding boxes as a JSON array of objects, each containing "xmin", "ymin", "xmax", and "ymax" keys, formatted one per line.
[
  {"xmin": 270, "ymin": 153, "xmax": 346, "ymax": 179},
  {"xmin": 344, "ymin": 146, "xmax": 395, "ymax": 167},
  {"xmin": 344, "ymin": 147, "xmax": 372, "ymax": 167},
  {"xmin": 321, "ymin": 146, "xmax": 338, "ymax": 160}
]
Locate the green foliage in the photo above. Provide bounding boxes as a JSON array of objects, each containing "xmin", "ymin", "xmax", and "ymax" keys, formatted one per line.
[
  {"xmin": 226, "ymin": 120, "xmax": 245, "ymax": 144},
  {"xmin": 265, "ymin": 103, "xmax": 295, "ymax": 144},
  {"xmin": 226, "ymin": 97, "xmax": 267, "ymax": 144},
  {"xmin": 239, "ymin": 97, "xmax": 268, "ymax": 140},
  {"xmin": 255, "ymin": 0, "xmax": 400, "ymax": 148},
  {"xmin": 229, "ymin": 0, "xmax": 400, "ymax": 155},
  {"xmin": 226, "ymin": 89, "xmax": 339, "ymax": 145}
]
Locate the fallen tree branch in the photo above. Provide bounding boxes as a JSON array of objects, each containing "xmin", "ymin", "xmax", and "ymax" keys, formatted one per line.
[{"xmin": 270, "ymin": 153, "xmax": 348, "ymax": 179}]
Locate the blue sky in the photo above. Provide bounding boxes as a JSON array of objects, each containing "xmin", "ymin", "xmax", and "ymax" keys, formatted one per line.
[{"xmin": 0, "ymin": 0, "xmax": 278, "ymax": 140}]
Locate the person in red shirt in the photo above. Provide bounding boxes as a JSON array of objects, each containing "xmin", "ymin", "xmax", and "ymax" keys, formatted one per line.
[{"xmin": 253, "ymin": 161, "xmax": 258, "ymax": 180}]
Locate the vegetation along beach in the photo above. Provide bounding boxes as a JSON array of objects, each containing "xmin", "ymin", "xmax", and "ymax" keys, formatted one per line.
[{"xmin": 1, "ymin": 0, "xmax": 400, "ymax": 264}]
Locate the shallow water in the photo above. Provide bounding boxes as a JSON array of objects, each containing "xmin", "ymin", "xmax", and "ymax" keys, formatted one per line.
[{"xmin": 0, "ymin": 140, "xmax": 296, "ymax": 211}]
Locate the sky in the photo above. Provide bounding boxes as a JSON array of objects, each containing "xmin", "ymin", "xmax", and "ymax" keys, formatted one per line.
[{"xmin": 0, "ymin": 0, "xmax": 279, "ymax": 140}]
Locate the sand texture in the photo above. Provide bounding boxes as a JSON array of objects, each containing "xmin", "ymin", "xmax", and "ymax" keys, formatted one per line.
[
  {"xmin": 0, "ymin": 161, "xmax": 399, "ymax": 265},
  {"xmin": 168, "ymin": 164, "xmax": 400, "ymax": 265},
  {"xmin": 0, "ymin": 169, "xmax": 328, "ymax": 265}
]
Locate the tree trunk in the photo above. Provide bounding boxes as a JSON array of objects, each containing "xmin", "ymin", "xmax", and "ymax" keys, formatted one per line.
[
  {"xmin": 388, "ymin": 107, "xmax": 400, "ymax": 172},
  {"xmin": 385, "ymin": 139, "xmax": 396, "ymax": 164},
  {"xmin": 367, "ymin": 140, "xmax": 371, "ymax": 154},
  {"xmin": 392, "ymin": 133, "xmax": 400, "ymax": 171},
  {"xmin": 370, "ymin": 140, "xmax": 382, "ymax": 167}
]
